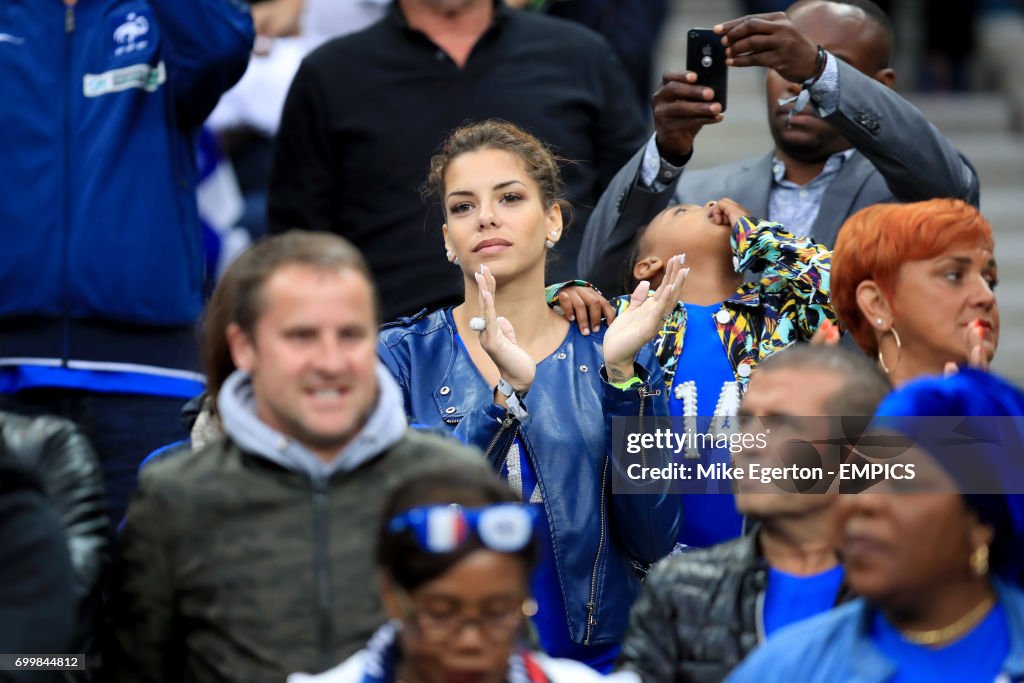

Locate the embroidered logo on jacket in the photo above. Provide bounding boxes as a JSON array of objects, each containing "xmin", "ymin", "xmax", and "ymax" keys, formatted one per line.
[{"xmin": 113, "ymin": 12, "xmax": 150, "ymax": 56}]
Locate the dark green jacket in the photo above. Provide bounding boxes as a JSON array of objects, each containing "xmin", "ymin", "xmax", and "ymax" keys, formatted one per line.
[{"xmin": 112, "ymin": 429, "xmax": 489, "ymax": 683}]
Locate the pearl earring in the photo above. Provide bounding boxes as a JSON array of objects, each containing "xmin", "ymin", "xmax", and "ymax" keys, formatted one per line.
[
  {"xmin": 876, "ymin": 318, "xmax": 884, "ymax": 327},
  {"xmin": 545, "ymin": 233, "xmax": 557, "ymax": 249},
  {"xmin": 446, "ymin": 249, "xmax": 459, "ymax": 265}
]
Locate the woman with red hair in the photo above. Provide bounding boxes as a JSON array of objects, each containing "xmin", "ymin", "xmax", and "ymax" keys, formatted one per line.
[{"xmin": 831, "ymin": 198, "xmax": 998, "ymax": 386}]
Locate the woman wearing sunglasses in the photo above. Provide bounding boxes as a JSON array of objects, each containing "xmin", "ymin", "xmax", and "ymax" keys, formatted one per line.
[{"xmin": 290, "ymin": 467, "xmax": 638, "ymax": 683}]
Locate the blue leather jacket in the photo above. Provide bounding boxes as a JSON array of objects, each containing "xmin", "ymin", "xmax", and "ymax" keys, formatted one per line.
[{"xmin": 378, "ymin": 309, "xmax": 682, "ymax": 646}]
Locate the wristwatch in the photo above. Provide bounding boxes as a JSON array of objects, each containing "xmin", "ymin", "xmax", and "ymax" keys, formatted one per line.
[{"xmin": 495, "ymin": 378, "xmax": 529, "ymax": 421}]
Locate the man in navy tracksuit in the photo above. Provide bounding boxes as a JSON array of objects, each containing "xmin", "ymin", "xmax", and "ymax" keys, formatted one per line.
[{"xmin": 0, "ymin": 0, "xmax": 254, "ymax": 528}]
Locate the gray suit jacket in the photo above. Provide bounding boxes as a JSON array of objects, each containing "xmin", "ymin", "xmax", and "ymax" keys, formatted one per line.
[{"xmin": 580, "ymin": 60, "xmax": 981, "ymax": 295}]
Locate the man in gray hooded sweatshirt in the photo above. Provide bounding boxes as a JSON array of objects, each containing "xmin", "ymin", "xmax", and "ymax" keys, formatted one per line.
[{"xmin": 112, "ymin": 232, "xmax": 492, "ymax": 683}]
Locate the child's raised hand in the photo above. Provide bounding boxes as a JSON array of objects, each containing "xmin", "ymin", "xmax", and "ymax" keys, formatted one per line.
[
  {"xmin": 555, "ymin": 285, "xmax": 616, "ymax": 336},
  {"xmin": 603, "ymin": 255, "xmax": 688, "ymax": 374},
  {"xmin": 709, "ymin": 197, "xmax": 751, "ymax": 227}
]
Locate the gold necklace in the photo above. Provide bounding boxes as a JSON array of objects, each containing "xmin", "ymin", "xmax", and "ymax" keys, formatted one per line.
[{"xmin": 899, "ymin": 594, "xmax": 996, "ymax": 646}]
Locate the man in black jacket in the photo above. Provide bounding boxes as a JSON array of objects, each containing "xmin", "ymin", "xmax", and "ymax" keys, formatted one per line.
[
  {"xmin": 0, "ymin": 413, "xmax": 108, "ymax": 678},
  {"xmin": 0, "ymin": 448, "xmax": 77, "ymax": 682},
  {"xmin": 617, "ymin": 345, "xmax": 890, "ymax": 683}
]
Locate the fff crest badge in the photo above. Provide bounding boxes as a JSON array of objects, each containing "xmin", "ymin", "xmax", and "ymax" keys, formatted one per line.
[{"xmin": 110, "ymin": 8, "xmax": 152, "ymax": 58}]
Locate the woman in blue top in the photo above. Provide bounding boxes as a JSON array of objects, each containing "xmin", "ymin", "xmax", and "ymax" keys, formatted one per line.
[
  {"xmin": 378, "ymin": 120, "xmax": 683, "ymax": 671},
  {"xmin": 728, "ymin": 368, "xmax": 1024, "ymax": 683}
]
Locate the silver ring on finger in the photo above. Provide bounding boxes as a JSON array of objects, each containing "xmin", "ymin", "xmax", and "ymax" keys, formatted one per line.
[{"xmin": 469, "ymin": 316, "xmax": 487, "ymax": 332}]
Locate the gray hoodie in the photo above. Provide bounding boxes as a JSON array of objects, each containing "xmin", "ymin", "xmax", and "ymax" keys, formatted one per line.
[{"xmin": 217, "ymin": 362, "xmax": 407, "ymax": 482}]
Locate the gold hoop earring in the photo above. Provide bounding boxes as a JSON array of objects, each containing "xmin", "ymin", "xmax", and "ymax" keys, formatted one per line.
[
  {"xmin": 877, "ymin": 327, "xmax": 902, "ymax": 375},
  {"xmin": 971, "ymin": 544, "xmax": 990, "ymax": 577}
]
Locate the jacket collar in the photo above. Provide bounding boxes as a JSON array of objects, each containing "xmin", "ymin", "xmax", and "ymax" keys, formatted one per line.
[
  {"xmin": 730, "ymin": 154, "xmax": 774, "ymax": 219},
  {"xmin": 998, "ymin": 578, "xmax": 1024, "ymax": 678},
  {"xmin": 725, "ymin": 284, "xmax": 761, "ymax": 308},
  {"xmin": 217, "ymin": 363, "xmax": 407, "ymax": 481},
  {"xmin": 811, "ymin": 151, "xmax": 874, "ymax": 247},
  {"xmin": 736, "ymin": 523, "xmax": 763, "ymax": 565},
  {"xmin": 842, "ymin": 578, "xmax": 1024, "ymax": 681}
]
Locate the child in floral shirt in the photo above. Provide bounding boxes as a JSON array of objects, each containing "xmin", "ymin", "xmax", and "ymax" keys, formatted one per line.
[{"xmin": 552, "ymin": 198, "xmax": 837, "ymax": 546}]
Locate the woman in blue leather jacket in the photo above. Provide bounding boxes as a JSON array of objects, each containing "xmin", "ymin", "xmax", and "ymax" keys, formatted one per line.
[{"xmin": 378, "ymin": 120, "xmax": 683, "ymax": 671}]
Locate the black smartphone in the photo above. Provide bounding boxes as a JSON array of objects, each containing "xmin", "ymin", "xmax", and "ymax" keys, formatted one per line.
[{"xmin": 686, "ymin": 28, "xmax": 728, "ymax": 113}]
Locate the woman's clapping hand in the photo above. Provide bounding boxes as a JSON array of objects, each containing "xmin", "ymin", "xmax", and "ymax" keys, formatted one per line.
[
  {"xmin": 603, "ymin": 254, "xmax": 688, "ymax": 380},
  {"xmin": 474, "ymin": 265, "xmax": 536, "ymax": 395}
]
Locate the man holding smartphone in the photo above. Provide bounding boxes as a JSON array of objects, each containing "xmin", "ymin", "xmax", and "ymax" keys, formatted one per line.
[{"xmin": 580, "ymin": 0, "xmax": 980, "ymax": 295}]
